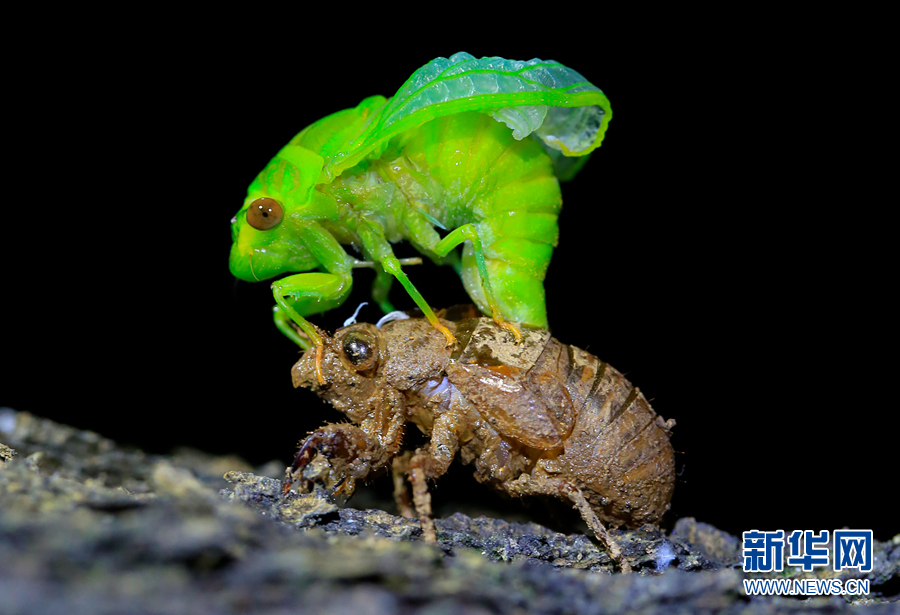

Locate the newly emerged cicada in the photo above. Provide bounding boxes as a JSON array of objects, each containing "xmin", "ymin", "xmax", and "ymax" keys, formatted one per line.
[
  {"xmin": 229, "ymin": 52, "xmax": 612, "ymax": 381},
  {"xmin": 285, "ymin": 307, "xmax": 675, "ymax": 572}
]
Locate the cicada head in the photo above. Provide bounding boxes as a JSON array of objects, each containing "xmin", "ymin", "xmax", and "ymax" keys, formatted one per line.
[
  {"xmin": 229, "ymin": 145, "xmax": 338, "ymax": 282},
  {"xmin": 291, "ymin": 323, "xmax": 386, "ymax": 423},
  {"xmin": 291, "ymin": 317, "xmax": 456, "ymax": 420}
]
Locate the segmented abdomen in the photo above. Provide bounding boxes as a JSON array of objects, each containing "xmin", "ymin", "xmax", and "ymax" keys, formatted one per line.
[
  {"xmin": 450, "ymin": 315, "xmax": 676, "ymax": 528},
  {"xmin": 555, "ymin": 341, "xmax": 676, "ymax": 527},
  {"xmin": 400, "ymin": 112, "xmax": 563, "ymax": 327},
  {"xmin": 505, "ymin": 330, "xmax": 675, "ymax": 528}
]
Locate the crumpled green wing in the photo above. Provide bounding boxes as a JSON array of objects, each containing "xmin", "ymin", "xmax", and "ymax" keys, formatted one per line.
[{"xmin": 314, "ymin": 52, "xmax": 612, "ymax": 182}]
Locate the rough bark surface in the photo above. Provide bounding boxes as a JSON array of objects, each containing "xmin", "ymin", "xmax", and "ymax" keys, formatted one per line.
[{"xmin": 1, "ymin": 408, "xmax": 897, "ymax": 614}]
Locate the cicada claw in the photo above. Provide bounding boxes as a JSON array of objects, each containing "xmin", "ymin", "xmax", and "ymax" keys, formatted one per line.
[
  {"xmin": 497, "ymin": 320, "xmax": 523, "ymax": 343},
  {"xmin": 314, "ymin": 344, "xmax": 326, "ymax": 385},
  {"xmin": 435, "ymin": 323, "xmax": 457, "ymax": 347}
]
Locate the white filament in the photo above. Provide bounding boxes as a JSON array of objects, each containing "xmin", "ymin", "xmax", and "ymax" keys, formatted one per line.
[
  {"xmin": 655, "ymin": 540, "xmax": 676, "ymax": 572},
  {"xmin": 343, "ymin": 302, "xmax": 369, "ymax": 326},
  {"xmin": 375, "ymin": 311, "xmax": 409, "ymax": 328}
]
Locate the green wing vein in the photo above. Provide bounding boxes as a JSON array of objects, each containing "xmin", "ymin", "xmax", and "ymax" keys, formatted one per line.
[{"xmin": 319, "ymin": 52, "xmax": 612, "ymax": 181}]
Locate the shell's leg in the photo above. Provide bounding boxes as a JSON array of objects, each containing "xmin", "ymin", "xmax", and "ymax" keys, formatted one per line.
[
  {"xmin": 391, "ymin": 452, "xmax": 416, "ymax": 518},
  {"xmin": 282, "ymin": 423, "xmax": 371, "ymax": 495},
  {"xmin": 271, "ymin": 222, "xmax": 354, "ymax": 384},
  {"xmin": 357, "ymin": 220, "xmax": 455, "ymax": 346},
  {"xmin": 433, "ymin": 224, "xmax": 523, "ymax": 342},
  {"xmin": 408, "ymin": 464, "xmax": 436, "ymax": 543},
  {"xmin": 404, "ymin": 412, "xmax": 461, "ymax": 543},
  {"xmin": 504, "ymin": 474, "xmax": 632, "ymax": 573}
]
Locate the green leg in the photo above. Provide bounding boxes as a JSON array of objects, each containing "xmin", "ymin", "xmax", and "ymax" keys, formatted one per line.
[
  {"xmin": 271, "ymin": 272, "xmax": 354, "ymax": 349},
  {"xmin": 357, "ymin": 220, "xmax": 455, "ymax": 345},
  {"xmin": 433, "ymin": 223, "xmax": 522, "ymax": 341},
  {"xmin": 273, "ymin": 305, "xmax": 311, "ymax": 349},
  {"xmin": 379, "ymin": 255, "xmax": 453, "ymax": 342},
  {"xmin": 265, "ymin": 221, "xmax": 357, "ymax": 385},
  {"xmin": 403, "ymin": 207, "xmax": 462, "ymax": 274},
  {"xmin": 462, "ymin": 248, "xmax": 548, "ymax": 329},
  {"xmin": 371, "ymin": 265, "xmax": 395, "ymax": 314},
  {"xmin": 269, "ymin": 221, "xmax": 355, "ymax": 348},
  {"xmin": 351, "ymin": 257, "xmax": 424, "ymax": 315},
  {"xmin": 433, "ymin": 224, "xmax": 493, "ymax": 306}
]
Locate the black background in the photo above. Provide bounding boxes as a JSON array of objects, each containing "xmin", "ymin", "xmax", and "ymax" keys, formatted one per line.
[{"xmin": 3, "ymin": 14, "xmax": 893, "ymax": 542}]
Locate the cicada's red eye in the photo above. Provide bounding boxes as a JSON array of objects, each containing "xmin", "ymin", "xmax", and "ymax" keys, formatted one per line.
[{"xmin": 246, "ymin": 198, "xmax": 283, "ymax": 230}]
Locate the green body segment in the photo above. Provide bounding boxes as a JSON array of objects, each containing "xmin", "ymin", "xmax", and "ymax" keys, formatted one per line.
[
  {"xmin": 229, "ymin": 52, "xmax": 612, "ymax": 347},
  {"xmin": 396, "ymin": 111, "xmax": 560, "ymax": 327}
]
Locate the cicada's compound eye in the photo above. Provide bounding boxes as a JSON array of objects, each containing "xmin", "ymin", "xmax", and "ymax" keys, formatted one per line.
[
  {"xmin": 339, "ymin": 329, "xmax": 379, "ymax": 372},
  {"xmin": 246, "ymin": 197, "xmax": 283, "ymax": 231}
]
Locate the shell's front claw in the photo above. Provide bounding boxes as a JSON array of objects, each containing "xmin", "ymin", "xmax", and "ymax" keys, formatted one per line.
[
  {"xmin": 315, "ymin": 344, "xmax": 326, "ymax": 385},
  {"xmin": 435, "ymin": 323, "xmax": 457, "ymax": 347},
  {"xmin": 283, "ymin": 434, "xmax": 320, "ymax": 498},
  {"xmin": 282, "ymin": 462, "xmax": 310, "ymax": 498},
  {"xmin": 282, "ymin": 471, "xmax": 295, "ymax": 496}
]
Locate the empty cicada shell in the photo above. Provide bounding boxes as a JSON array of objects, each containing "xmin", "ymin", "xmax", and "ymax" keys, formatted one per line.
[{"xmin": 286, "ymin": 307, "xmax": 675, "ymax": 572}]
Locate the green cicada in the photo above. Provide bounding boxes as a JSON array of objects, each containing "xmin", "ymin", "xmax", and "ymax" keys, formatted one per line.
[{"xmin": 229, "ymin": 52, "xmax": 611, "ymax": 380}]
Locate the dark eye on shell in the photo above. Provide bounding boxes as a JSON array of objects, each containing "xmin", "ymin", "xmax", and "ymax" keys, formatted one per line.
[
  {"xmin": 340, "ymin": 330, "xmax": 378, "ymax": 371},
  {"xmin": 246, "ymin": 198, "xmax": 283, "ymax": 231}
]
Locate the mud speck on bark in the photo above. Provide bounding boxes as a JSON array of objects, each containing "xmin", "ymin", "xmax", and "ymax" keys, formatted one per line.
[{"xmin": 0, "ymin": 442, "xmax": 14, "ymax": 463}]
